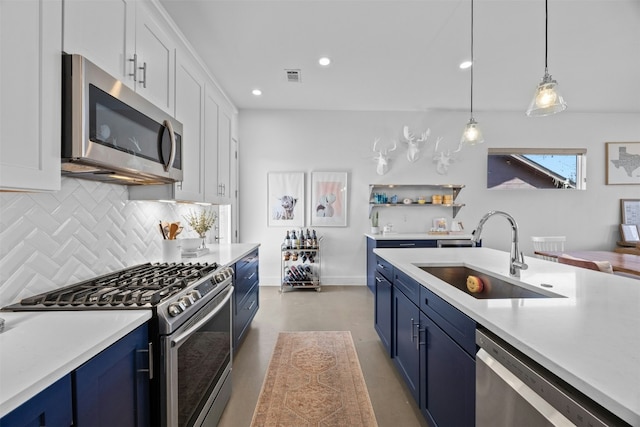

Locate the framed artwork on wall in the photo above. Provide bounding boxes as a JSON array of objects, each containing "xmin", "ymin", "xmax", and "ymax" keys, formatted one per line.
[
  {"xmin": 606, "ymin": 142, "xmax": 640, "ymax": 185},
  {"xmin": 621, "ymin": 199, "xmax": 640, "ymax": 225},
  {"xmin": 267, "ymin": 172, "xmax": 305, "ymax": 227},
  {"xmin": 310, "ymin": 171, "xmax": 348, "ymax": 227}
]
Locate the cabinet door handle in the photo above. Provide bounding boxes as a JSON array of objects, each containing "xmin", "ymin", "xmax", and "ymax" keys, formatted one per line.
[
  {"xmin": 377, "ymin": 263, "xmax": 386, "ymax": 269},
  {"xmin": 375, "ymin": 276, "xmax": 382, "ymax": 283},
  {"xmin": 410, "ymin": 318, "xmax": 420, "ymax": 343},
  {"xmin": 136, "ymin": 342, "xmax": 153, "ymax": 380},
  {"xmin": 247, "ymin": 299, "xmax": 256, "ymax": 311},
  {"xmin": 138, "ymin": 62, "xmax": 147, "ymax": 88},
  {"xmin": 246, "ymin": 272, "xmax": 256, "ymax": 281},
  {"xmin": 418, "ymin": 327, "xmax": 426, "ymax": 348},
  {"xmin": 128, "ymin": 54, "xmax": 137, "ymax": 82}
]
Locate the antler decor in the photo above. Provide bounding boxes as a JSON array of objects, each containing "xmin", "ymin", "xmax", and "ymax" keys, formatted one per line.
[
  {"xmin": 372, "ymin": 138, "xmax": 397, "ymax": 175},
  {"xmin": 402, "ymin": 126, "xmax": 431, "ymax": 162}
]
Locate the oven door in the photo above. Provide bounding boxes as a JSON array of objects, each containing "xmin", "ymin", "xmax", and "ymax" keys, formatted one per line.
[{"xmin": 162, "ymin": 284, "xmax": 233, "ymax": 427}]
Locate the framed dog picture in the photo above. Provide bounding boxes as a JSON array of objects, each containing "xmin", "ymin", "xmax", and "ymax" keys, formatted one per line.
[
  {"xmin": 311, "ymin": 171, "xmax": 348, "ymax": 227},
  {"xmin": 267, "ymin": 172, "xmax": 305, "ymax": 227}
]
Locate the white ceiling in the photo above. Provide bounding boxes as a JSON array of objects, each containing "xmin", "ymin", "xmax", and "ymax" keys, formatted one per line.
[{"xmin": 159, "ymin": 0, "xmax": 640, "ymax": 113}]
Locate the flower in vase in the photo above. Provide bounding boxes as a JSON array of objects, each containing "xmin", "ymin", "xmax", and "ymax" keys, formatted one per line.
[{"xmin": 183, "ymin": 209, "xmax": 216, "ymax": 237}]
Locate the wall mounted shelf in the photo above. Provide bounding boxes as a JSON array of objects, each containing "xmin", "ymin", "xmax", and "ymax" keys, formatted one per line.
[{"xmin": 369, "ymin": 184, "xmax": 466, "ymax": 218}]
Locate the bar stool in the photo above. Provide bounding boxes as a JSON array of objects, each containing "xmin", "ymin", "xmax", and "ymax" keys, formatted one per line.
[{"xmin": 531, "ymin": 236, "xmax": 566, "ymax": 261}]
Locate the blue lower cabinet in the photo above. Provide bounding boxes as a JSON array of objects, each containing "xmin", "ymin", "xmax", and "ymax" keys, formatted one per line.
[
  {"xmin": 74, "ymin": 323, "xmax": 150, "ymax": 427},
  {"xmin": 420, "ymin": 312, "xmax": 475, "ymax": 427},
  {"xmin": 374, "ymin": 271, "xmax": 393, "ymax": 356},
  {"xmin": 392, "ymin": 287, "xmax": 420, "ymax": 403},
  {"xmin": 0, "ymin": 375, "xmax": 72, "ymax": 427},
  {"xmin": 389, "ymin": 270, "xmax": 476, "ymax": 426},
  {"xmin": 233, "ymin": 250, "xmax": 260, "ymax": 350}
]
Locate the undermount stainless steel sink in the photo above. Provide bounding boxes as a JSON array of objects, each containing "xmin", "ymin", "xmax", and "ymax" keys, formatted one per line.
[{"xmin": 420, "ymin": 266, "xmax": 564, "ymax": 299}]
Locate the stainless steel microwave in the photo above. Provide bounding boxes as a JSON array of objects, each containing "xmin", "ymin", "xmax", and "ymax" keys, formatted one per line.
[{"xmin": 61, "ymin": 54, "xmax": 183, "ymax": 185}]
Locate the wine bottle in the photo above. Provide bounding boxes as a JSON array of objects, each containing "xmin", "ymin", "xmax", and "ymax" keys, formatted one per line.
[{"xmin": 285, "ymin": 230, "xmax": 291, "ymax": 249}]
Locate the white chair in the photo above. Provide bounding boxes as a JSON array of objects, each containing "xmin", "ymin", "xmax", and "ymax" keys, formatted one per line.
[{"xmin": 531, "ymin": 236, "xmax": 566, "ymax": 261}]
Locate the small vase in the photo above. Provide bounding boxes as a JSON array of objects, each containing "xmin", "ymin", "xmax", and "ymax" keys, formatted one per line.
[
  {"xmin": 199, "ymin": 233, "xmax": 207, "ymax": 249},
  {"xmin": 371, "ymin": 226, "xmax": 380, "ymax": 235}
]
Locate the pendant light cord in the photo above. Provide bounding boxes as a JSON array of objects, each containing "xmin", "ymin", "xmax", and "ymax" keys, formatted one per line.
[
  {"xmin": 544, "ymin": 0, "xmax": 549, "ymax": 74},
  {"xmin": 470, "ymin": 0, "xmax": 474, "ymax": 116}
]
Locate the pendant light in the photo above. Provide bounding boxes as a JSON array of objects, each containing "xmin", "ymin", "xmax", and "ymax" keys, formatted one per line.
[
  {"xmin": 461, "ymin": 0, "xmax": 484, "ymax": 145},
  {"xmin": 526, "ymin": 0, "xmax": 567, "ymax": 116}
]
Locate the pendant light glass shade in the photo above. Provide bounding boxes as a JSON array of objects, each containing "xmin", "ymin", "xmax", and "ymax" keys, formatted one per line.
[
  {"xmin": 461, "ymin": 117, "xmax": 484, "ymax": 145},
  {"xmin": 526, "ymin": 0, "xmax": 566, "ymax": 117},
  {"xmin": 526, "ymin": 71, "xmax": 567, "ymax": 116}
]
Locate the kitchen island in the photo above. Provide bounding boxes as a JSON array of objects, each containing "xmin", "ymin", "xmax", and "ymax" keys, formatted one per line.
[{"xmin": 374, "ymin": 247, "xmax": 639, "ymax": 426}]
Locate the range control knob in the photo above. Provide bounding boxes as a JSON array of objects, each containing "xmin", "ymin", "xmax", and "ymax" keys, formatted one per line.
[
  {"xmin": 180, "ymin": 295, "xmax": 194, "ymax": 307},
  {"xmin": 189, "ymin": 290, "xmax": 202, "ymax": 301},
  {"xmin": 168, "ymin": 302, "xmax": 185, "ymax": 317}
]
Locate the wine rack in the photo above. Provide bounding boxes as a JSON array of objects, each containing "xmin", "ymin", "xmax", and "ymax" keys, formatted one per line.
[{"xmin": 280, "ymin": 237, "xmax": 322, "ymax": 292}]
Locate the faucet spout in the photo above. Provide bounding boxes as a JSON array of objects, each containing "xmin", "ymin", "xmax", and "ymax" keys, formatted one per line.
[{"xmin": 471, "ymin": 211, "xmax": 528, "ymax": 277}]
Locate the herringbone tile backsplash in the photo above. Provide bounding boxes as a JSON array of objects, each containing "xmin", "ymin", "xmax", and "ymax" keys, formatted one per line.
[{"xmin": 0, "ymin": 178, "xmax": 206, "ymax": 307}]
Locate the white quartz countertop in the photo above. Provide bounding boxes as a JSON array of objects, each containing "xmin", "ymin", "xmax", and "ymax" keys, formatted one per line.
[
  {"xmin": 374, "ymin": 247, "xmax": 640, "ymax": 426},
  {"xmin": 365, "ymin": 232, "xmax": 474, "ymax": 240},
  {"xmin": 181, "ymin": 243, "xmax": 260, "ymax": 266},
  {"xmin": 0, "ymin": 310, "xmax": 151, "ymax": 418}
]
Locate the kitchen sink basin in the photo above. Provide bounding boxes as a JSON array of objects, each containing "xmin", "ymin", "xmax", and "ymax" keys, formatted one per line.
[{"xmin": 420, "ymin": 266, "xmax": 563, "ymax": 299}]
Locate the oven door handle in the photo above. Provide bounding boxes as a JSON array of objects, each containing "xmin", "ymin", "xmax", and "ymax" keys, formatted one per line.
[{"xmin": 171, "ymin": 285, "xmax": 234, "ymax": 348}]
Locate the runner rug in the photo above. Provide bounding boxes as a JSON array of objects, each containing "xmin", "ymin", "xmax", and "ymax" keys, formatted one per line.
[{"xmin": 250, "ymin": 331, "xmax": 378, "ymax": 427}]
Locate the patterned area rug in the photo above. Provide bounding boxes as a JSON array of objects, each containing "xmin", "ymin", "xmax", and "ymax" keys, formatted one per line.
[{"xmin": 250, "ymin": 331, "xmax": 378, "ymax": 427}]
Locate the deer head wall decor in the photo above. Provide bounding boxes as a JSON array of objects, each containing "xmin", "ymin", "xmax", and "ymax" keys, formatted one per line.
[
  {"xmin": 402, "ymin": 126, "xmax": 430, "ymax": 162},
  {"xmin": 372, "ymin": 138, "xmax": 397, "ymax": 175}
]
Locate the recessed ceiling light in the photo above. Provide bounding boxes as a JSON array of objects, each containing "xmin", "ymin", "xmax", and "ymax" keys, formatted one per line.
[
  {"xmin": 459, "ymin": 60, "xmax": 472, "ymax": 69},
  {"xmin": 318, "ymin": 57, "xmax": 331, "ymax": 67},
  {"xmin": 252, "ymin": 89, "xmax": 262, "ymax": 96}
]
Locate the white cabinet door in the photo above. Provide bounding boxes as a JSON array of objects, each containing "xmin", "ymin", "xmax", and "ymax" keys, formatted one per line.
[
  {"xmin": 0, "ymin": 0, "xmax": 62, "ymax": 192},
  {"xmin": 174, "ymin": 53, "xmax": 204, "ymax": 202},
  {"xmin": 135, "ymin": 2, "xmax": 175, "ymax": 114},
  {"xmin": 217, "ymin": 109, "xmax": 232, "ymax": 199},
  {"xmin": 63, "ymin": 0, "xmax": 135, "ymax": 89},
  {"xmin": 203, "ymin": 86, "xmax": 220, "ymax": 202}
]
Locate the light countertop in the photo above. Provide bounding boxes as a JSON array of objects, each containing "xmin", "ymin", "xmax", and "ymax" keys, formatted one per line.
[
  {"xmin": 365, "ymin": 232, "xmax": 474, "ymax": 240},
  {"xmin": 0, "ymin": 310, "xmax": 151, "ymax": 418},
  {"xmin": 374, "ymin": 247, "xmax": 640, "ymax": 426},
  {"xmin": 181, "ymin": 243, "xmax": 260, "ymax": 266}
]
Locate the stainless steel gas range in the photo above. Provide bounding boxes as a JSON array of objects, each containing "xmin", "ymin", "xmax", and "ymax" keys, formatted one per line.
[{"xmin": 3, "ymin": 262, "xmax": 234, "ymax": 427}]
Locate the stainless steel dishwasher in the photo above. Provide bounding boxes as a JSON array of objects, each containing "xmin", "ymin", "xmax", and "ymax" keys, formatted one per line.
[{"xmin": 476, "ymin": 329, "xmax": 626, "ymax": 427}]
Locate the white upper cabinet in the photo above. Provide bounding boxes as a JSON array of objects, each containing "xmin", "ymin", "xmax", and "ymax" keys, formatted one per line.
[
  {"xmin": 63, "ymin": 0, "xmax": 175, "ymax": 114},
  {"xmin": 173, "ymin": 52, "xmax": 205, "ymax": 202},
  {"xmin": 203, "ymin": 86, "xmax": 220, "ymax": 202},
  {"xmin": 134, "ymin": 2, "xmax": 175, "ymax": 114},
  {"xmin": 217, "ymin": 108, "xmax": 232, "ymax": 200},
  {"xmin": 0, "ymin": 0, "xmax": 62, "ymax": 192},
  {"xmin": 62, "ymin": 0, "xmax": 135, "ymax": 88}
]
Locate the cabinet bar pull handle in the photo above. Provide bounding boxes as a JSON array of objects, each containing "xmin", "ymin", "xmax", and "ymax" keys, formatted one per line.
[
  {"xmin": 128, "ymin": 54, "xmax": 137, "ymax": 82},
  {"xmin": 139, "ymin": 62, "xmax": 147, "ymax": 88},
  {"xmin": 247, "ymin": 299, "xmax": 256, "ymax": 310},
  {"xmin": 399, "ymin": 243, "xmax": 416, "ymax": 247},
  {"xmin": 247, "ymin": 272, "xmax": 256, "ymax": 281},
  {"xmin": 375, "ymin": 277, "xmax": 382, "ymax": 283},
  {"xmin": 377, "ymin": 263, "xmax": 385, "ymax": 269}
]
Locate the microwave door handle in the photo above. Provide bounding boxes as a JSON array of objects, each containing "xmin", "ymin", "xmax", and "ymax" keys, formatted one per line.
[{"xmin": 163, "ymin": 119, "xmax": 176, "ymax": 172}]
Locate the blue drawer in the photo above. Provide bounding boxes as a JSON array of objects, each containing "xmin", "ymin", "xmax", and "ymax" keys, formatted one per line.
[
  {"xmin": 376, "ymin": 256, "xmax": 394, "ymax": 281},
  {"xmin": 394, "ymin": 269, "xmax": 419, "ymax": 306}
]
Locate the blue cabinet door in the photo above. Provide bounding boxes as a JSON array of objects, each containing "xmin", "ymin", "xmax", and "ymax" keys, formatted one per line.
[
  {"xmin": 0, "ymin": 375, "xmax": 72, "ymax": 427},
  {"xmin": 393, "ymin": 287, "xmax": 420, "ymax": 402},
  {"xmin": 420, "ymin": 312, "xmax": 475, "ymax": 427},
  {"xmin": 74, "ymin": 323, "xmax": 150, "ymax": 427},
  {"xmin": 374, "ymin": 271, "xmax": 393, "ymax": 356}
]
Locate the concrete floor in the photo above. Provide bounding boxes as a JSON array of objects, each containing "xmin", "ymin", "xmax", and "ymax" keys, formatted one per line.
[{"xmin": 218, "ymin": 285, "xmax": 429, "ymax": 427}]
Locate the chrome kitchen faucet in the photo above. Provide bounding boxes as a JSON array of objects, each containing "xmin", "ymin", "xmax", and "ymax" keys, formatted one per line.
[{"xmin": 471, "ymin": 211, "xmax": 528, "ymax": 277}]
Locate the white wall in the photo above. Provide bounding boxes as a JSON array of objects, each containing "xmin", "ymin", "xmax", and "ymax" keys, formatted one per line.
[{"xmin": 238, "ymin": 109, "xmax": 639, "ymax": 286}]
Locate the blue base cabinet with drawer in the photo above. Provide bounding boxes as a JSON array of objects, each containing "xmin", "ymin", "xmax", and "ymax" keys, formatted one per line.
[
  {"xmin": 0, "ymin": 375, "xmax": 73, "ymax": 427},
  {"xmin": 233, "ymin": 249, "xmax": 259, "ymax": 350},
  {"xmin": 378, "ymin": 260, "xmax": 476, "ymax": 427}
]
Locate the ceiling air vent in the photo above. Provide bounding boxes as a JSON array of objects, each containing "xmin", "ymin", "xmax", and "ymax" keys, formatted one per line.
[{"xmin": 285, "ymin": 69, "xmax": 301, "ymax": 83}]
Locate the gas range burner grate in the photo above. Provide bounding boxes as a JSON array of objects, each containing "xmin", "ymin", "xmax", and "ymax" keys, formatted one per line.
[{"xmin": 18, "ymin": 262, "xmax": 218, "ymax": 308}]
